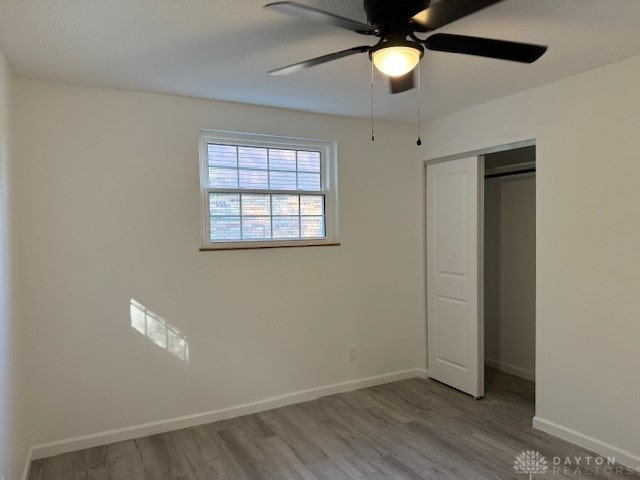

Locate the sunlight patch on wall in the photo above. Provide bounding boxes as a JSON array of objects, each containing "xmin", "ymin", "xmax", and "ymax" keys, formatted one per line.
[{"xmin": 130, "ymin": 299, "xmax": 190, "ymax": 363}]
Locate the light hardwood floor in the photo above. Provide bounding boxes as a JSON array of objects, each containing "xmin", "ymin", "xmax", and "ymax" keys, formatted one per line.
[{"xmin": 28, "ymin": 369, "xmax": 639, "ymax": 479}]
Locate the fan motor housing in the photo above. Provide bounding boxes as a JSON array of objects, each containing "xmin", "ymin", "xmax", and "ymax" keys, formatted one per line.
[{"xmin": 363, "ymin": 0, "xmax": 429, "ymax": 29}]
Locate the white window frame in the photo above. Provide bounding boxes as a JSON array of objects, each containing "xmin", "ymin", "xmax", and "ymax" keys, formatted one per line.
[{"xmin": 199, "ymin": 130, "xmax": 339, "ymax": 250}]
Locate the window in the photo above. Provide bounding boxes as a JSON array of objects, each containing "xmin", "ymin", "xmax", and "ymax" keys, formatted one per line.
[{"xmin": 199, "ymin": 131, "xmax": 339, "ymax": 249}]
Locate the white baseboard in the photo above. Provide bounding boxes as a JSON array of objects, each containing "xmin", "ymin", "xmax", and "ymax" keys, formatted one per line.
[
  {"xmin": 485, "ymin": 358, "xmax": 535, "ymax": 381},
  {"xmin": 28, "ymin": 368, "xmax": 428, "ymax": 462},
  {"xmin": 533, "ymin": 416, "xmax": 640, "ymax": 473}
]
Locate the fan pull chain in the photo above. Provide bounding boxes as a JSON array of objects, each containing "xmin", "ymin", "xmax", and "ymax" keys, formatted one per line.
[
  {"xmin": 371, "ymin": 61, "xmax": 375, "ymax": 142},
  {"xmin": 417, "ymin": 63, "xmax": 422, "ymax": 146}
]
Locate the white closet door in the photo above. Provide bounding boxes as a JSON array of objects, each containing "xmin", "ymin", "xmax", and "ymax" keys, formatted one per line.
[{"xmin": 426, "ymin": 156, "xmax": 484, "ymax": 398}]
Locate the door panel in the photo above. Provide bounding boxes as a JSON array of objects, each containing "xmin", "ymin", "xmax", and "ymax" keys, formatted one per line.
[
  {"xmin": 435, "ymin": 296, "xmax": 468, "ymax": 369},
  {"xmin": 435, "ymin": 172, "xmax": 467, "ymax": 276},
  {"xmin": 427, "ymin": 156, "xmax": 483, "ymax": 398}
]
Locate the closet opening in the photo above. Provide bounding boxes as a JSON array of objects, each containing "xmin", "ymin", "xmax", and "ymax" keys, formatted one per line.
[{"xmin": 483, "ymin": 146, "xmax": 536, "ymax": 404}]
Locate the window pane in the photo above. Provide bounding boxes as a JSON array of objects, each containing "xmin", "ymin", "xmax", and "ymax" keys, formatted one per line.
[
  {"xmin": 208, "ymin": 144, "xmax": 237, "ymax": 167},
  {"xmin": 239, "ymin": 147, "xmax": 268, "ymax": 170},
  {"xmin": 297, "ymin": 151, "xmax": 321, "ymax": 172},
  {"xmin": 270, "ymin": 171, "xmax": 297, "ymax": 190},
  {"xmin": 210, "ymin": 193, "xmax": 240, "ymax": 216},
  {"xmin": 300, "ymin": 195, "xmax": 324, "ymax": 215},
  {"xmin": 241, "ymin": 194, "xmax": 271, "ymax": 216},
  {"xmin": 270, "ymin": 149, "xmax": 296, "ymax": 171},
  {"xmin": 239, "ymin": 169, "xmax": 269, "ymax": 189},
  {"xmin": 272, "ymin": 195, "xmax": 299, "ymax": 216},
  {"xmin": 210, "ymin": 167, "xmax": 238, "ymax": 188},
  {"xmin": 242, "ymin": 217, "xmax": 271, "ymax": 240},
  {"xmin": 301, "ymin": 216, "xmax": 325, "ymax": 238},
  {"xmin": 297, "ymin": 172, "xmax": 321, "ymax": 191},
  {"xmin": 273, "ymin": 217, "xmax": 300, "ymax": 239},
  {"xmin": 211, "ymin": 217, "xmax": 241, "ymax": 241}
]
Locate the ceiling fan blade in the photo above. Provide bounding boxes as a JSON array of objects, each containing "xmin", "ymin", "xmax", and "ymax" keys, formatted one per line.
[
  {"xmin": 412, "ymin": 0, "xmax": 503, "ymax": 31},
  {"xmin": 269, "ymin": 46, "xmax": 371, "ymax": 76},
  {"xmin": 265, "ymin": 2, "xmax": 376, "ymax": 35},
  {"xmin": 389, "ymin": 72, "xmax": 415, "ymax": 94},
  {"xmin": 425, "ymin": 33, "xmax": 547, "ymax": 63}
]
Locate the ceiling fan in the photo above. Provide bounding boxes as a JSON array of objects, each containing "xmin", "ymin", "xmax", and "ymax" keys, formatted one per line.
[{"xmin": 265, "ymin": 0, "xmax": 548, "ymax": 94}]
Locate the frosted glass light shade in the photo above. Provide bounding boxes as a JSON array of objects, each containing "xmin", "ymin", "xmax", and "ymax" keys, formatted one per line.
[{"xmin": 372, "ymin": 46, "xmax": 421, "ymax": 77}]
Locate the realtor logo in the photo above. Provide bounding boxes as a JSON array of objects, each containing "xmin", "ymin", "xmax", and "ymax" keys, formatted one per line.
[{"xmin": 514, "ymin": 451, "xmax": 549, "ymax": 479}]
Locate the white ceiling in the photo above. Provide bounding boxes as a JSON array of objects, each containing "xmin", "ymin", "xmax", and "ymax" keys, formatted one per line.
[{"xmin": 1, "ymin": 0, "xmax": 640, "ymax": 122}]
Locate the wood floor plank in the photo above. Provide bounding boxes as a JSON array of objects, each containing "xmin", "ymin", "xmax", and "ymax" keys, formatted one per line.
[
  {"xmin": 218, "ymin": 427, "xmax": 284, "ymax": 480},
  {"xmin": 276, "ymin": 403, "xmax": 388, "ymax": 480},
  {"xmin": 312, "ymin": 396, "xmax": 460, "ymax": 479},
  {"xmin": 36, "ymin": 452, "xmax": 75, "ymax": 480},
  {"xmin": 134, "ymin": 434, "xmax": 173, "ymax": 479},
  {"xmin": 71, "ymin": 445, "xmax": 107, "ymax": 480},
  {"xmin": 105, "ymin": 440, "xmax": 144, "ymax": 480},
  {"xmin": 161, "ymin": 428, "xmax": 214, "ymax": 478},
  {"xmin": 29, "ymin": 370, "xmax": 640, "ymax": 480},
  {"xmin": 199, "ymin": 425, "xmax": 251, "ymax": 480},
  {"xmin": 257, "ymin": 436, "xmax": 319, "ymax": 480},
  {"xmin": 258, "ymin": 409, "xmax": 354, "ymax": 480}
]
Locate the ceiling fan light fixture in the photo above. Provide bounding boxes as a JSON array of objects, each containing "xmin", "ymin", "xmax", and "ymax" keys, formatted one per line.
[{"xmin": 371, "ymin": 42, "xmax": 423, "ymax": 77}]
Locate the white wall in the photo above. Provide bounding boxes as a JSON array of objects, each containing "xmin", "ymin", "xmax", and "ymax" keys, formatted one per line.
[
  {"xmin": 484, "ymin": 169, "xmax": 536, "ymax": 381},
  {"xmin": 13, "ymin": 80, "xmax": 425, "ymax": 450},
  {"xmin": 424, "ymin": 54, "xmax": 640, "ymax": 465},
  {"xmin": 0, "ymin": 51, "xmax": 27, "ymax": 480}
]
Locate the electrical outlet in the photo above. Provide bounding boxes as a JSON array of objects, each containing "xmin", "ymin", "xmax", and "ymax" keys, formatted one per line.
[{"xmin": 348, "ymin": 345, "xmax": 357, "ymax": 362}]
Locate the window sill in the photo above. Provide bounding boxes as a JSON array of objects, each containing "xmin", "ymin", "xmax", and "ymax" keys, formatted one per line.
[{"xmin": 200, "ymin": 242, "xmax": 341, "ymax": 252}]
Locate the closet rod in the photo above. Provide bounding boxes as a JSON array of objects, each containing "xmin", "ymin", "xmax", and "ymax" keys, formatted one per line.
[{"xmin": 485, "ymin": 168, "xmax": 536, "ymax": 180}]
